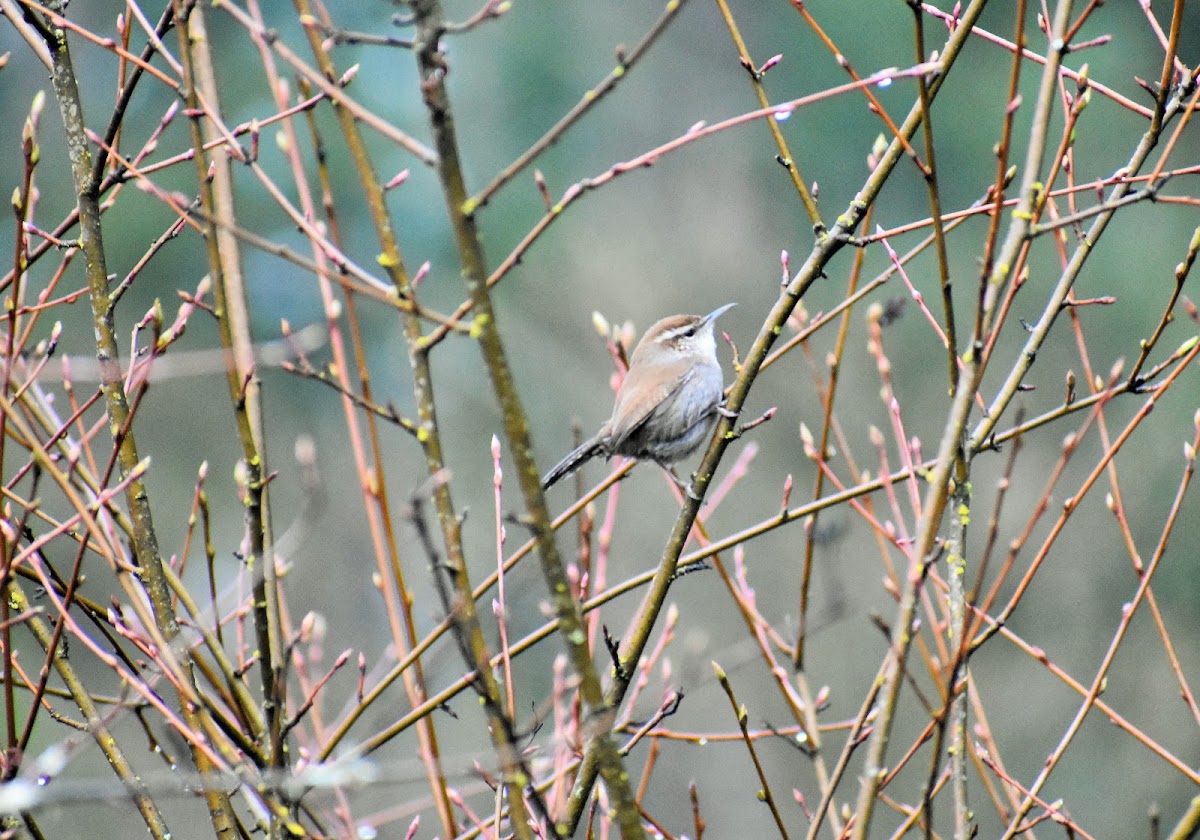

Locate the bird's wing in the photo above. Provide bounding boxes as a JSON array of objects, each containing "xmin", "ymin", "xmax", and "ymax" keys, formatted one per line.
[{"xmin": 606, "ymin": 363, "xmax": 695, "ymax": 451}]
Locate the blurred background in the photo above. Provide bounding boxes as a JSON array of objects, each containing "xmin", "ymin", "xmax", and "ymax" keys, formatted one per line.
[{"xmin": 1, "ymin": 0, "xmax": 1198, "ymax": 836}]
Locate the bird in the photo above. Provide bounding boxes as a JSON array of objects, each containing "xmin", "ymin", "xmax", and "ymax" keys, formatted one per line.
[{"xmin": 542, "ymin": 303, "xmax": 736, "ymax": 495}]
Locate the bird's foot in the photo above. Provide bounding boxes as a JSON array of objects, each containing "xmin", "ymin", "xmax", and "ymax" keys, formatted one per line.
[{"xmin": 665, "ymin": 467, "xmax": 703, "ymax": 500}]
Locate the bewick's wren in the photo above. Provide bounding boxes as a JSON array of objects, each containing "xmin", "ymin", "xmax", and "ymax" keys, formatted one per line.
[{"xmin": 542, "ymin": 303, "xmax": 736, "ymax": 493}]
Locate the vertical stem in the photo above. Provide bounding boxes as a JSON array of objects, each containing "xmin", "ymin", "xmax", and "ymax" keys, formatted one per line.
[
  {"xmin": 170, "ymin": 0, "xmax": 284, "ymax": 774},
  {"xmin": 407, "ymin": 3, "xmax": 647, "ymax": 836},
  {"xmin": 564, "ymin": 0, "xmax": 992, "ymax": 828},
  {"xmin": 41, "ymin": 5, "xmax": 239, "ymax": 835},
  {"xmin": 948, "ymin": 486, "xmax": 972, "ymax": 839},
  {"xmin": 850, "ymin": 3, "xmax": 1077, "ymax": 836},
  {"xmin": 908, "ymin": 0, "xmax": 958, "ymax": 388}
]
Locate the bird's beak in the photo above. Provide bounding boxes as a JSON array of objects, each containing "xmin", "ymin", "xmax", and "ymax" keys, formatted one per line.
[{"xmin": 702, "ymin": 302, "xmax": 737, "ymax": 325}]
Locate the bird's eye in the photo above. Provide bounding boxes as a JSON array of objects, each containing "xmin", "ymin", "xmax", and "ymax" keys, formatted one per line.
[{"xmin": 683, "ymin": 326, "xmax": 696, "ymax": 337}]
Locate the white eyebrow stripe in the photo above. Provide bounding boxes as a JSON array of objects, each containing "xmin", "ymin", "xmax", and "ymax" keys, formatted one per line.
[{"xmin": 658, "ymin": 325, "xmax": 693, "ymax": 342}]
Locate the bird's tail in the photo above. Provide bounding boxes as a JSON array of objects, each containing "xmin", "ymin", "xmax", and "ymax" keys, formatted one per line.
[{"xmin": 542, "ymin": 435, "xmax": 606, "ymax": 490}]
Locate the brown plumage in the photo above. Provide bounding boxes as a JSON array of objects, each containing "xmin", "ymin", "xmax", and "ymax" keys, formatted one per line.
[{"xmin": 542, "ymin": 304, "xmax": 734, "ymax": 490}]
